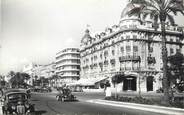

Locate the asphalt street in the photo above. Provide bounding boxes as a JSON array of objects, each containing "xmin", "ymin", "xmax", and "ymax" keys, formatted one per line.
[{"xmin": 30, "ymin": 92, "xmax": 165, "ymax": 115}]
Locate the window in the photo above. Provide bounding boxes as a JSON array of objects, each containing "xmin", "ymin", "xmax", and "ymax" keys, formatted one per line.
[
  {"xmin": 94, "ymin": 55, "xmax": 97, "ymax": 61},
  {"xmin": 83, "ymin": 60, "xmax": 85, "ymax": 64},
  {"xmin": 86, "ymin": 58, "xmax": 89, "ymax": 63},
  {"xmin": 112, "ymin": 50, "xmax": 115, "ymax": 56},
  {"xmin": 170, "ymin": 48, "xmax": 174, "ymax": 54},
  {"xmin": 176, "ymin": 39, "xmax": 180, "ymax": 43},
  {"xmin": 110, "ymin": 59, "xmax": 116, "ymax": 67},
  {"xmin": 126, "ymin": 35, "xmax": 130, "ymax": 39},
  {"xmin": 170, "ymin": 39, "xmax": 173, "ymax": 42},
  {"xmin": 176, "ymin": 49, "xmax": 180, "ymax": 53},
  {"xmin": 112, "ymin": 40, "xmax": 115, "ymax": 45},
  {"xmin": 104, "ymin": 51, "xmax": 108, "ymax": 57},
  {"xmin": 126, "ymin": 46, "xmax": 131, "ymax": 52},
  {"xmin": 100, "ymin": 54, "xmax": 103, "ymax": 59},
  {"xmin": 133, "ymin": 35, "xmax": 137, "ymax": 39},
  {"xmin": 121, "ymin": 47, "xmax": 124, "ymax": 53},
  {"xmin": 149, "ymin": 46, "xmax": 153, "ymax": 53},
  {"xmin": 133, "ymin": 46, "xmax": 138, "ymax": 52},
  {"xmin": 91, "ymin": 57, "xmax": 93, "ymax": 62}
]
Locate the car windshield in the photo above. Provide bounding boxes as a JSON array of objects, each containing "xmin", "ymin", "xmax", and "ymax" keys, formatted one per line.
[{"xmin": 8, "ymin": 93, "xmax": 27, "ymax": 101}]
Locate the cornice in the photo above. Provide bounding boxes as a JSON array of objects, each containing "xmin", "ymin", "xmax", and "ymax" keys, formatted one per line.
[{"xmin": 80, "ymin": 27, "xmax": 183, "ymax": 52}]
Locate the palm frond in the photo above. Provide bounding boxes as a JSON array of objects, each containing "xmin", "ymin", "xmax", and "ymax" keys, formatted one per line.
[
  {"xmin": 154, "ymin": 14, "xmax": 159, "ymax": 23},
  {"xmin": 126, "ymin": 0, "xmax": 184, "ymax": 26},
  {"xmin": 142, "ymin": 12, "xmax": 150, "ymax": 20},
  {"xmin": 150, "ymin": 10, "xmax": 159, "ymax": 19},
  {"xmin": 126, "ymin": 6, "xmax": 143, "ymax": 17},
  {"xmin": 168, "ymin": 6, "xmax": 184, "ymax": 15},
  {"xmin": 167, "ymin": 6, "xmax": 178, "ymax": 14},
  {"xmin": 129, "ymin": 0, "xmax": 147, "ymax": 5},
  {"xmin": 169, "ymin": 0, "xmax": 184, "ymax": 6},
  {"xmin": 167, "ymin": 14, "xmax": 175, "ymax": 25}
]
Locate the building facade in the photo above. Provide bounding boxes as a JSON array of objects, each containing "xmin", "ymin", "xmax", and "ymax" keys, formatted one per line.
[
  {"xmin": 22, "ymin": 63, "xmax": 39, "ymax": 85},
  {"xmin": 56, "ymin": 48, "xmax": 80, "ymax": 85},
  {"xmin": 80, "ymin": 6, "xmax": 184, "ymax": 92},
  {"xmin": 39, "ymin": 62, "xmax": 56, "ymax": 79},
  {"xmin": 22, "ymin": 62, "xmax": 56, "ymax": 85}
]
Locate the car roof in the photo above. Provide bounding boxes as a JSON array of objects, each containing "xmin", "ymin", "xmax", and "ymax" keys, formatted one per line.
[
  {"xmin": 4, "ymin": 89, "xmax": 27, "ymax": 95},
  {"xmin": 5, "ymin": 92, "xmax": 27, "ymax": 96}
]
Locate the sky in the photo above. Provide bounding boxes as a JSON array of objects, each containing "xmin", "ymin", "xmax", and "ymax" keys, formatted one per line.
[{"xmin": 0, "ymin": 0, "xmax": 184, "ymax": 75}]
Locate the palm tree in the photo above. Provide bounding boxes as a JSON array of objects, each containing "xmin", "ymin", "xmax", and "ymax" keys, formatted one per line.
[
  {"xmin": 51, "ymin": 75, "xmax": 60, "ymax": 87},
  {"xmin": 126, "ymin": 0, "xmax": 184, "ymax": 105}
]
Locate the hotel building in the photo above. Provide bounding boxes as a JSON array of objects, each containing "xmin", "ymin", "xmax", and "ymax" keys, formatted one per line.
[
  {"xmin": 56, "ymin": 48, "xmax": 80, "ymax": 85},
  {"xmin": 80, "ymin": 6, "xmax": 184, "ymax": 92}
]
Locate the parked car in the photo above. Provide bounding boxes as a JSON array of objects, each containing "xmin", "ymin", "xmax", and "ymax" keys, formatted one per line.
[
  {"xmin": 33, "ymin": 86, "xmax": 52, "ymax": 93},
  {"xmin": 56, "ymin": 88, "xmax": 76, "ymax": 102},
  {"xmin": 41, "ymin": 87, "xmax": 52, "ymax": 93},
  {"xmin": 1, "ymin": 90, "xmax": 35, "ymax": 115}
]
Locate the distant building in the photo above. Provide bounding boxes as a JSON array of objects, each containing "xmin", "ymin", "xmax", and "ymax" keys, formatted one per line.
[
  {"xmin": 22, "ymin": 62, "xmax": 56, "ymax": 85},
  {"xmin": 22, "ymin": 63, "xmax": 38, "ymax": 85},
  {"xmin": 55, "ymin": 48, "xmax": 80, "ymax": 86},
  {"xmin": 79, "ymin": 5, "xmax": 184, "ymax": 92},
  {"xmin": 39, "ymin": 62, "xmax": 56, "ymax": 79}
]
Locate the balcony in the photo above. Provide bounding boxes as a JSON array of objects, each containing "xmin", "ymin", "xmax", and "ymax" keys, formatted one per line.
[
  {"xmin": 98, "ymin": 62, "xmax": 103, "ymax": 67},
  {"xmin": 104, "ymin": 60, "xmax": 109, "ymax": 65},
  {"xmin": 147, "ymin": 56, "xmax": 156, "ymax": 64},
  {"xmin": 119, "ymin": 55, "xmax": 141, "ymax": 62},
  {"xmin": 110, "ymin": 59, "xmax": 116, "ymax": 65},
  {"xmin": 82, "ymin": 65, "xmax": 89, "ymax": 69},
  {"xmin": 59, "ymin": 69, "xmax": 80, "ymax": 72},
  {"xmin": 61, "ymin": 75, "xmax": 80, "ymax": 78}
]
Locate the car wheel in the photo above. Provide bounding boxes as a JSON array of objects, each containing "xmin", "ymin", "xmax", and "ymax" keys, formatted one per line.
[
  {"xmin": 2, "ymin": 107, "xmax": 7, "ymax": 115},
  {"xmin": 4, "ymin": 111, "xmax": 8, "ymax": 115},
  {"xmin": 2, "ymin": 106, "xmax": 5, "ymax": 114}
]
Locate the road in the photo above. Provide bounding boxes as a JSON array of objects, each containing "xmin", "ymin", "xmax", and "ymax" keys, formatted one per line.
[{"xmin": 30, "ymin": 92, "xmax": 165, "ymax": 115}]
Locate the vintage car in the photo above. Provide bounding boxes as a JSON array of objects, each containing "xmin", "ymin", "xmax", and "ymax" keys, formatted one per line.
[
  {"xmin": 33, "ymin": 86, "xmax": 52, "ymax": 93},
  {"xmin": 56, "ymin": 88, "xmax": 76, "ymax": 102},
  {"xmin": 41, "ymin": 87, "xmax": 52, "ymax": 93},
  {"xmin": 1, "ymin": 91, "xmax": 35, "ymax": 115}
]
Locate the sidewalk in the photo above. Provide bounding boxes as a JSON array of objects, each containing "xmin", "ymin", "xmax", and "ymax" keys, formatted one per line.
[
  {"xmin": 51, "ymin": 88, "xmax": 59, "ymax": 94},
  {"xmin": 112, "ymin": 91, "xmax": 184, "ymax": 98},
  {"xmin": 86, "ymin": 99, "xmax": 184, "ymax": 115}
]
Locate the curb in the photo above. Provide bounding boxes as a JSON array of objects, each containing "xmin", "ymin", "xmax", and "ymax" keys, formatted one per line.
[{"xmin": 86, "ymin": 99, "xmax": 184, "ymax": 115}]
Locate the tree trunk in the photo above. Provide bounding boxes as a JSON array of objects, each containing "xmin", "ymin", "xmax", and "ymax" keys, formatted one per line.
[{"xmin": 161, "ymin": 20, "xmax": 170, "ymax": 106}]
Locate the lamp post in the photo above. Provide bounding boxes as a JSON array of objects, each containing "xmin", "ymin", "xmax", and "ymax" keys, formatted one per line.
[{"xmin": 138, "ymin": 57, "xmax": 141, "ymax": 97}]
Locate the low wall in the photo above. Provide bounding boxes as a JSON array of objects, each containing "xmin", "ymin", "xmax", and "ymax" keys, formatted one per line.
[{"xmin": 83, "ymin": 89, "xmax": 105, "ymax": 92}]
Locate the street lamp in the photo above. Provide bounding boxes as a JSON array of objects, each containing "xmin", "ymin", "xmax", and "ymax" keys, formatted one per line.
[{"xmin": 138, "ymin": 57, "xmax": 141, "ymax": 97}]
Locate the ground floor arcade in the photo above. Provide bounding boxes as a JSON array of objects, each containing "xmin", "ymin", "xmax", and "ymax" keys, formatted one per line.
[{"xmin": 77, "ymin": 70, "xmax": 162, "ymax": 93}]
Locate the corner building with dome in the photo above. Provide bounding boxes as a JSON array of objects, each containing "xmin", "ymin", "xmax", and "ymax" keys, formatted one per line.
[{"xmin": 79, "ymin": 5, "xmax": 184, "ymax": 92}]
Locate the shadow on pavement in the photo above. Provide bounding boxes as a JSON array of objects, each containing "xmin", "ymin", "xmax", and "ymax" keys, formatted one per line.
[
  {"xmin": 34, "ymin": 110, "xmax": 47, "ymax": 115},
  {"xmin": 57, "ymin": 99, "xmax": 79, "ymax": 103},
  {"xmin": 31, "ymin": 99, "xmax": 40, "ymax": 101}
]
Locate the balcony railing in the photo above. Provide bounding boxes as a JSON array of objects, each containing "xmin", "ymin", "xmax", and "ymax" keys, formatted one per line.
[
  {"xmin": 119, "ymin": 55, "xmax": 141, "ymax": 62},
  {"xmin": 110, "ymin": 59, "xmax": 116, "ymax": 65},
  {"xmin": 104, "ymin": 60, "xmax": 109, "ymax": 65},
  {"xmin": 147, "ymin": 56, "xmax": 156, "ymax": 64}
]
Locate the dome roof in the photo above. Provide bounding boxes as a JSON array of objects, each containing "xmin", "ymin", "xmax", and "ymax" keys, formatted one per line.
[{"xmin": 81, "ymin": 29, "xmax": 92, "ymax": 44}]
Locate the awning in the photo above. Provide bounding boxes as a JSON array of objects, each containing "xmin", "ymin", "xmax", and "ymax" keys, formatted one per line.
[{"xmin": 67, "ymin": 77, "xmax": 109, "ymax": 86}]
